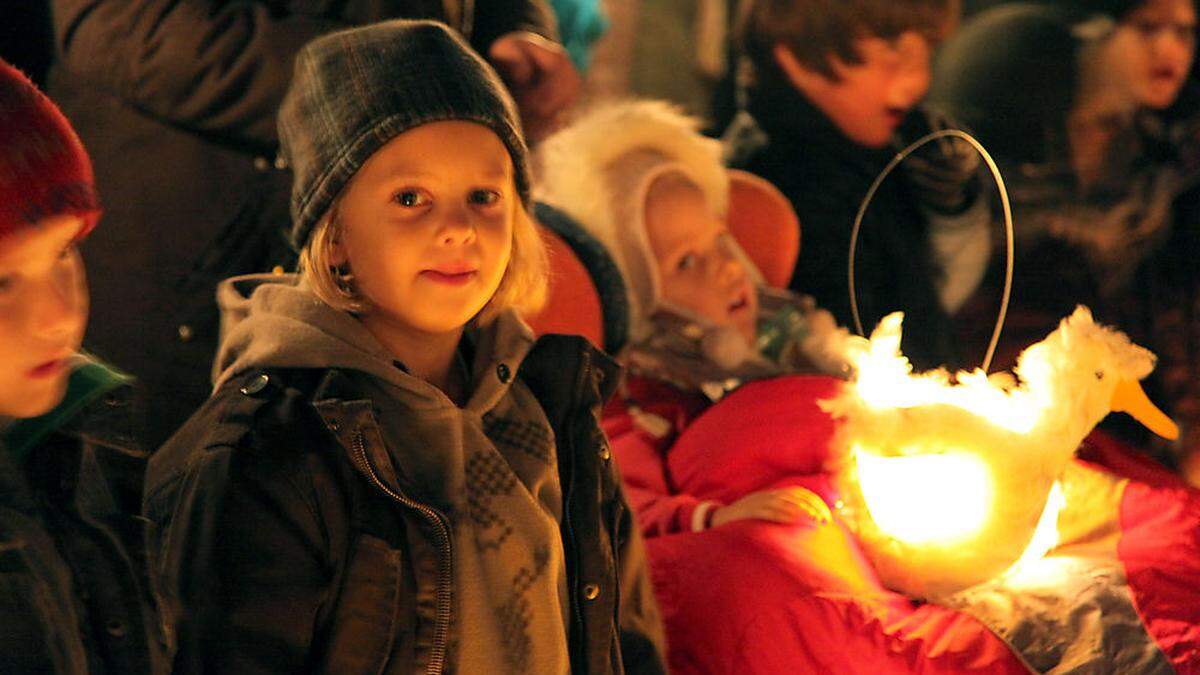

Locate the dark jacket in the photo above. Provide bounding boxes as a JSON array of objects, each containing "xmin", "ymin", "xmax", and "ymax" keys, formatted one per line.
[
  {"xmin": 723, "ymin": 69, "xmax": 965, "ymax": 371},
  {"xmin": 0, "ymin": 360, "xmax": 166, "ymax": 674},
  {"xmin": 45, "ymin": 0, "xmax": 558, "ymax": 449},
  {"xmin": 143, "ymin": 336, "xmax": 666, "ymax": 675}
]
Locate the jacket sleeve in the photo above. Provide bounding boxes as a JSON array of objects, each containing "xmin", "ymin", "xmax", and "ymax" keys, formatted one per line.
[
  {"xmin": 470, "ymin": 0, "xmax": 559, "ymax": 52},
  {"xmin": 602, "ymin": 397, "xmax": 720, "ymax": 537},
  {"xmin": 146, "ymin": 442, "xmax": 338, "ymax": 674},
  {"xmin": 50, "ymin": 0, "xmax": 345, "ymax": 149}
]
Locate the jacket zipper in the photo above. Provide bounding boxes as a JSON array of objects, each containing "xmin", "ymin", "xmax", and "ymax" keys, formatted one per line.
[{"xmin": 351, "ymin": 429, "xmax": 453, "ymax": 675}]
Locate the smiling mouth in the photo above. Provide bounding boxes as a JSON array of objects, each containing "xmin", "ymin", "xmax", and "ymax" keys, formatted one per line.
[{"xmin": 421, "ymin": 269, "xmax": 478, "ymax": 285}]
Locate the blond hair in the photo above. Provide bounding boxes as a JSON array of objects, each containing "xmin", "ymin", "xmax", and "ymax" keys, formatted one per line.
[{"xmin": 299, "ymin": 198, "xmax": 548, "ymax": 325}]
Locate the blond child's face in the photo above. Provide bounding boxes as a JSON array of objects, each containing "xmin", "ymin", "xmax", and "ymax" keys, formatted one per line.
[
  {"xmin": 332, "ymin": 121, "xmax": 514, "ymax": 339},
  {"xmin": 644, "ymin": 176, "xmax": 757, "ymax": 345},
  {"xmin": 1104, "ymin": 0, "xmax": 1196, "ymax": 110},
  {"xmin": 0, "ymin": 214, "xmax": 88, "ymax": 419},
  {"xmin": 776, "ymin": 31, "xmax": 933, "ymax": 148}
]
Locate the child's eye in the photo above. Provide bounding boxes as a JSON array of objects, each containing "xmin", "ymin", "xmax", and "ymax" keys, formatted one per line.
[
  {"xmin": 393, "ymin": 189, "xmax": 430, "ymax": 208},
  {"xmin": 0, "ymin": 274, "xmax": 14, "ymax": 297},
  {"xmin": 677, "ymin": 253, "xmax": 698, "ymax": 272},
  {"xmin": 469, "ymin": 189, "xmax": 502, "ymax": 206}
]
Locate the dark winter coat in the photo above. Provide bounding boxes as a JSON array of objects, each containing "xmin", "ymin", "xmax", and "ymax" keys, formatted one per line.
[
  {"xmin": 143, "ymin": 337, "xmax": 666, "ymax": 675},
  {"xmin": 0, "ymin": 361, "xmax": 166, "ymax": 674},
  {"xmin": 723, "ymin": 69, "xmax": 963, "ymax": 371},
  {"xmin": 45, "ymin": 0, "xmax": 558, "ymax": 448}
]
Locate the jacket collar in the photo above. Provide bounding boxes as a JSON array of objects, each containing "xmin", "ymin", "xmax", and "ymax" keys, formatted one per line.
[{"xmin": 3, "ymin": 356, "xmax": 135, "ymax": 466}]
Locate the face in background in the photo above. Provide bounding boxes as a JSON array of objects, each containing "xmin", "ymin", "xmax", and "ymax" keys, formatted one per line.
[
  {"xmin": 774, "ymin": 31, "xmax": 934, "ymax": 148},
  {"xmin": 333, "ymin": 120, "xmax": 514, "ymax": 342},
  {"xmin": 1105, "ymin": 0, "xmax": 1197, "ymax": 110},
  {"xmin": 0, "ymin": 214, "xmax": 88, "ymax": 419},
  {"xmin": 644, "ymin": 174, "xmax": 758, "ymax": 345}
]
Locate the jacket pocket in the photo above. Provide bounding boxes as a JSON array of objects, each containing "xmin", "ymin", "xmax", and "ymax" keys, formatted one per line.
[{"xmin": 321, "ymin": 534, "xmax": 408, "ymax": 675}]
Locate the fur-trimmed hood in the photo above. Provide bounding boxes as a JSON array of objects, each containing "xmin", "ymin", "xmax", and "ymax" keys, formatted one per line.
[{"xmin": 535, "ymin": 100, "xmax": 759, "ymax": 343}]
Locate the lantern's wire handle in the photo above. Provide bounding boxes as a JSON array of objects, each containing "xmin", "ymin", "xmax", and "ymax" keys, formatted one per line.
[{"xmin": 848, "ymin": 129, "xmax": 1014, "ymax": 374}]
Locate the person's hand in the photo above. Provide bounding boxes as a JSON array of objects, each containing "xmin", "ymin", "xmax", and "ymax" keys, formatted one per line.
[
  {"xmin": 488, "ymin": 32, "xmax": 581, "ymax": 143},
  {"xmin": 900, "ymin": 106, "xmax": 983, "ymax": 215},
  {"xmin": 711, "ymin": 487, "xmax": 832, "ymax": 527}
]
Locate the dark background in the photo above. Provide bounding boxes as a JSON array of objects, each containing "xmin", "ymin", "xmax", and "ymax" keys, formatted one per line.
[{"xmin": 1, "ymin": 3, "xmax": 53, "ymax": 84}]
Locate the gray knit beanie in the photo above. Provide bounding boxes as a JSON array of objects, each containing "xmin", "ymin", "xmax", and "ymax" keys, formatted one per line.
[{"xmin": 279, "ymin": 19, "xmax": 530, "ymax": 251}]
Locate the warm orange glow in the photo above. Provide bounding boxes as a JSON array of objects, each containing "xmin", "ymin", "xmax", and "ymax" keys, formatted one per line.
[
  {"xmin": 855, "ymin": 447, "xmax": 993, "ymax": 545},
  {"xmin": 1003, "ymin": 481, "xmax": 1066, "ymax": 579},
  {"xmin": 851, "ymin": 314, "xmax": 1040, "ymax": 433},
  {"xmin": 831, "ymin": 308, "xmax": 1176, "ymax": 598}
]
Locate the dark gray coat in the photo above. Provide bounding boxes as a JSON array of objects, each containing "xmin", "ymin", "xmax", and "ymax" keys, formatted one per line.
[{"xmin": 144, "ymin": 335, "xmax": 666, "ymax": 675}]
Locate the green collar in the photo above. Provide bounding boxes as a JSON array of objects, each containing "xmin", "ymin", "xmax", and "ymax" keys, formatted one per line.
[{"xmin": 2, "ymin": 357, "xmax": 133, "ymax": 465}]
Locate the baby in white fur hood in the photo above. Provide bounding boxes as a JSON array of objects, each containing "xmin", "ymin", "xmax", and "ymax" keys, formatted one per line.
[
  {"xmin": 536, "ymin": 100, "xmax": 852, "ymax": 398},
  {"xmin": 536, "ymin": 100, "xmax": 854, "ymax": 533}
]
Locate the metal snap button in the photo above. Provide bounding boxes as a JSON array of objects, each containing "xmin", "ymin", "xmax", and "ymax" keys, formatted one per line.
[
  {"xmin": 496, "ymin": 363, "xmax": 511, "ymax": 383},
  {"xmin": 239, "ymin": 373, "xmax": 270, "ymax": 396},
  {"xmin": 598, "ymin": 443, "xmax": 611, "ymax": 461},
  {"xmin": 177, "ymin": 324, "xmax": 194, "ymax": 342},
  {"xmin": 582, "ymin": 583, "xmax": 600, "ymax": 601},
  {"xmin": 253, "ymin": 156, "xmax": 270, "ymax": 172},
  {"xmin": 273, "ymin": 155, "xmax": 288, "ymax": 170}
]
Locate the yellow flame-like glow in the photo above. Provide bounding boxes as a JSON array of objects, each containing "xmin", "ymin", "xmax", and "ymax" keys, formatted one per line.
[
  {"xmin": 855, "ymin": 447, "xmax": 993, "ymax": 545},
  {"xmin": 850, "ymin": 319, "xmax": 1044, "ymax": 434},
  {"xmin": 1002, "ymin": 482, "xmax": 1066, "ymax": 583}
]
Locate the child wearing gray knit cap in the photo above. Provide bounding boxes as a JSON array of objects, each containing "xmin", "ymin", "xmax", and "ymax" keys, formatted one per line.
[{"xmin": 145, "ymin": 20, "xmax": 665, "ymax": 675}]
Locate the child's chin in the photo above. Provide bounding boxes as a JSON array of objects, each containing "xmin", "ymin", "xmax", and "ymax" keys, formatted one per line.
[
  {"xmin": 6, "ymin": 381, "xmax": 69, "ymax": 419},
  {"xmin": 858, "ymin": 126, "xmax": 898, "ymax": 149}
]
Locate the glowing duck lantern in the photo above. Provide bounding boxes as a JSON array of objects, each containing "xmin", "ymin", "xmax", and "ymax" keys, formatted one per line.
[{"xmin": 823, "ymin": 306, "xmax": 1178, "ymax": 600}]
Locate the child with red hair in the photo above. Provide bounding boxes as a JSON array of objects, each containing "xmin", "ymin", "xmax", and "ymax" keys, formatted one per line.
[{"xmin": 0, "ymin": 58, "xmax": 164, "ymax": 674}]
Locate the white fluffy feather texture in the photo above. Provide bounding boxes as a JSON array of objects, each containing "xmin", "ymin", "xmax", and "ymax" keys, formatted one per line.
[
  {"xmin": 535, "ymin": 101, "xmax": 731, "ymax": 341},
  {"xmin": 823, "ymin": 306, "xmax": 1161, "ymax": 599}
]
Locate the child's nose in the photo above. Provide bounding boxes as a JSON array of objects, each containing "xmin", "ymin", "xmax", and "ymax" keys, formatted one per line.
[
  {"xmin": 891, "ymin": 67, "xmax": 931, "ymax": 111},
  {"xmin": 438, "ymin": 205, "xmax": 477, "ymax": 245},
  {"xmin": 30, "ymin": 276, "xmax": 84, "ymax": 342},
  {"xmin": 890, "ymin": 32, "xmax": 932, "ymax": 110},
  {"xmin": 715, "ymin": 251, "xmax": 745, "ymax": 285},
  {"xmin": 1156, "ymin": 30, "xmax": 1194, "ymax": 64}
]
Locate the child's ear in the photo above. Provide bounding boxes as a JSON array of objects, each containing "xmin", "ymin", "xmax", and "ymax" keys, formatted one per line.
[
  {"xmin": 328, "ymin": 231, "xmax": 349, "ymax": 267},
  {"xmin": 772, "ymin": 43, "xmax": 829, "ymax": 97}
]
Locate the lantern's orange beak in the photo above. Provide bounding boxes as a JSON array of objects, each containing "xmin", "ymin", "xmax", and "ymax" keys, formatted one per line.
[{"xmin": 1112, "ymin": 378, "xmax": 1179, "ymax": 440}]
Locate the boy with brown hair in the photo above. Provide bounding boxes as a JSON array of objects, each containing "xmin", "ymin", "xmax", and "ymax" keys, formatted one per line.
[{"xmin": 724, "ymin": 0, "xmax": 993, "ymax": 370}]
